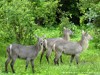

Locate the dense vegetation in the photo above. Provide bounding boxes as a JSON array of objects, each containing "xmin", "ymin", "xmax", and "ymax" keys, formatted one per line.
[{"xmin": 0, "ymin": 0, "xmax": 100, "ymax": 75}]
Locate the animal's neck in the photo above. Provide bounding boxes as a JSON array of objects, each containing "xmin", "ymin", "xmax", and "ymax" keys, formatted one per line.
[
  {"xmin": 35, "ymin": 43, "xmax": 40, "ymax": 52},
  {"xmin": 63, "ymin": 34, "xmax": 70, "ymax": 41},
  {"xmin": 79, "ymin": 37, "xmax": 89, "ymax": 50},
  {"xmin": 35, "ymin": 43, "xmax": 43, "ymax": 52}
]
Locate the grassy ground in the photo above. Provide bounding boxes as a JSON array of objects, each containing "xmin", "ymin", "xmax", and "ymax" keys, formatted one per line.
[
  {"xmin": 0, "ymin": 27, "xmax": 100, "ymax": 75},
  {"xmin": 0, "ymin": 48, "xmax": 100, "ymax": 75}
]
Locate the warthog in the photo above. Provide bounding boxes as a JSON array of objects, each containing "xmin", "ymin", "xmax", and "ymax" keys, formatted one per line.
[
  {"xmin": 5, "ymin": 35, "xmax": 44, "ymax": 73},
  {"xmin": 53, "ymin": 30, "xmax": 92, "ymax": 65}
]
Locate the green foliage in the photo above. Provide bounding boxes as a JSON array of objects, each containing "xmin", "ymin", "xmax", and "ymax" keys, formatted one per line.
[
  {"xmin": 0, "ymin": 0, "xmax": 99, "ymax": 75},
  {"xmin": 0, "ymin": 0, "xmax": 60, "ymax": 45},
  {"xmin": 59, "ymin": 16, "xmax": 70, "ymax": 28},
  {"xmin": 94, "ymin": 16, "xmax": 100, "ymax": 27},
  {"xmin": 33, "ymin": 1, "xmax": 58, "ymax": 26},
  {"xmin": 94, "ymin": 28, "xmax": 100, "ymax": 49},
  {"xmin": 0, "ymin": 0, "xmax": 37, "ymax": 44}
]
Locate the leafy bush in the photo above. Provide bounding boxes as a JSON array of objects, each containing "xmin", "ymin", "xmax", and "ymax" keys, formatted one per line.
[
  {"xmin": 94, "ymin": 28, "xmax": 100, "ymax": 49},
  {"xmin": 33, "ymin": 1, "xmax": 58, "ymax": 26},
  {"xmin": 94, "ymin": 16, "xmax": 100, "ymax": 27}
]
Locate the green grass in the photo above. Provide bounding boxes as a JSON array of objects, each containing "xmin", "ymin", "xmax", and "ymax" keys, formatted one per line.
[
  {"xmin": 0, "ymin": 48, "xmax": 100, "ymax": 75},
  {"xmin": 0, "ymin": 27, "xmax": 100, "ymax": 75}
]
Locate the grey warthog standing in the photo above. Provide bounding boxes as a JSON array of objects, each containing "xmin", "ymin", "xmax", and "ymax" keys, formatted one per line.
[
  {"xmin": 53, "ymin": 30, "xmax": 92, "ymax": 65},
  {"xmin": 40, "ymin": 27, "xmax": 73, "ymax": 63},
  {"xmin": 5, "ymin": 35, "xmax": 44, "ymax": 73}
]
